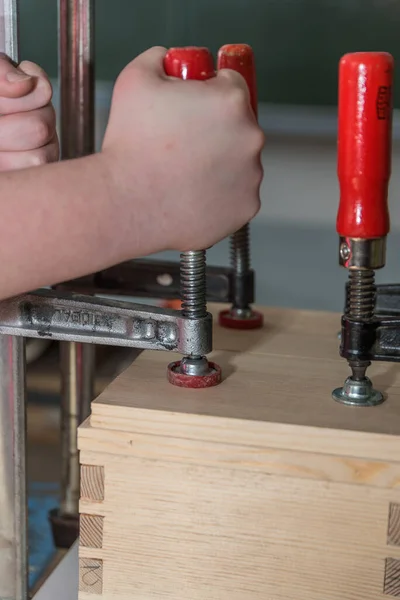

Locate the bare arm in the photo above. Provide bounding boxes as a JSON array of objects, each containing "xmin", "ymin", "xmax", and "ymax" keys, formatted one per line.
[
  {"xmin": 0, "ymin": 47, "xmax": 265, "ymax": 300},
  {"xmin": 0, "ymin": 154, "xmax": 127, "ymax": 298}
]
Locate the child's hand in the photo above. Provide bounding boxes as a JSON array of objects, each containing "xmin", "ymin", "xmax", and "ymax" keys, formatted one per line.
[
  {"xmin": 102, "ymin": 47, "xmax": 265, "ymax": 254},
  {"xmin": 0, "ymin": 55, "xmax": 59, "ymax": 171}
]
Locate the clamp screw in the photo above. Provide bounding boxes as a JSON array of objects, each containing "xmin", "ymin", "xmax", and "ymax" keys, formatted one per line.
[{"xmin": 339, "ymin": 242, "xmax": 350, "ymax": 261}]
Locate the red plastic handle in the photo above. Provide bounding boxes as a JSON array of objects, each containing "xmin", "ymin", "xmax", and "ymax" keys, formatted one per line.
[
  {"xmin": 217, "ymin": 44, "xmax": 257, "ymax": 117},
  {"xmin": 337, "ymin": 51, "xmax": 394, "ymax": 239},
  {"xmin": 163, "ymin": 46, "xmax": 215, "ymax": 81}
]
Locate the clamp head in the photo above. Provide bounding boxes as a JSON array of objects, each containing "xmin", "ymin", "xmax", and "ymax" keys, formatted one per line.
[{"xmin": 337, "ymin": 52, "xmax": 394, "ymax": 241}]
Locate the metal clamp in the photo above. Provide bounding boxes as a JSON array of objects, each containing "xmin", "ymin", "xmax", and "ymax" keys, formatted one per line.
[{"xmin": 0, "ymin": 289, "xmax": 213, "ymax": 356}]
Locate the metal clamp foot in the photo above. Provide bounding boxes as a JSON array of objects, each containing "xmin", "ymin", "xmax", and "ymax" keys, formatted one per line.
[{"xmin": 332, "ymin": 376, "xmax": 384, "ymax": 407}]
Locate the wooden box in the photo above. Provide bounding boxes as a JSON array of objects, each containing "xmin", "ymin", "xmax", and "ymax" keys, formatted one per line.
[{"xmin": 77, "ymin": 304, "xmax": 400, "ymax": 600}]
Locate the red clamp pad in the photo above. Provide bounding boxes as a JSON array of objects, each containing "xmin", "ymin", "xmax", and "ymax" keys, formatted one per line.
[
  {"xmin": 219, "ymin": 309, "xmax": 264, "ymax": 330},
  {"xmin": 167, "ymin": 361, "xmax": 222, "ymax": 388},
  {"xmin": 337, "ymin": 52, "xmax": 394, "ymax": 239}
]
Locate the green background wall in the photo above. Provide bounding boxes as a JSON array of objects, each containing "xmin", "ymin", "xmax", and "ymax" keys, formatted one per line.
[{"xmin": 19, "ymin": 0, "xmax": 400, "ymax": 107}]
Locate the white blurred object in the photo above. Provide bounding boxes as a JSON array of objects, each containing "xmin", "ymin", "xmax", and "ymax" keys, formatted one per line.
[{"xmin": 26, "ymin": 339, "xmax": 51, "ymax": 364}]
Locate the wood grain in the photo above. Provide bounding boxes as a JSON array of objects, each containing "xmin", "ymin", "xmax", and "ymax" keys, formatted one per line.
[
  {"xmin": 79, "ymin": 558, "xmax": 103, "ymax": 595},
  {"xmin": 384, "ymin": 558, "xmax": 400, "ymax": 596},
  {"xmin": 78, "ymin": 305, "xmax": 400, "ymax": 599},
  {"xmin": 81, "ymin": 451, "xmax": 400, "ymax": 600},
  {"xmin": 80, "ymin": 465, "xmax": 104, "ymax": 502},
  {"xmin": 388, "ymin": 504, "xmax": 400, "ymax": 547},
  {"xmin": 80, "ymin": 514, "xmax": 104, "ymax": 549}
]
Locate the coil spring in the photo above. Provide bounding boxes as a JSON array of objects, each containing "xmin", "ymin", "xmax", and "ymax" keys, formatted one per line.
[
  {"xmin": 180, "ymin": 250, "xmax": 207, "ymax": 319},
  {"xmin": 347, "ymin": 269, "xmax": 376, "ymax": 321},
  {"xmin": 230, "ymin": 224, "xmax": 250, "ymax": 275}
]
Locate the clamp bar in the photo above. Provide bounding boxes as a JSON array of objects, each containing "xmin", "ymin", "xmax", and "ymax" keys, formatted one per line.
[
  {"xmin": 0, "ymin": 2, "xmax": 29, "ymax": 599},
  {"xmin": 0, "ymin": 290, "xmax": 213, "ymax": 356},
  {"xmin": 58, "ymin": 0, "xmax": 95, "ymax": 532}
]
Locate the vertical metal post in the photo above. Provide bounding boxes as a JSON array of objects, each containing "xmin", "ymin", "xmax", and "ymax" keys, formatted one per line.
[
  {"xmin": 58, "ymin": 0, "xmax": 94, "ymax": 526},
  {"xmin": 0, "ymin": 3, "xmax": 28, "ymax": 598}
]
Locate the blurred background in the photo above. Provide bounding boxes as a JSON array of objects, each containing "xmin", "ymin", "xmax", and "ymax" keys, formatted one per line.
[
  {"xmin": 18, "ymin": 1, "xmax": 400, "ymax": 588},
  {"xmin": 18, "ymin": 0, "xmax": 400, "ymax": 314}
]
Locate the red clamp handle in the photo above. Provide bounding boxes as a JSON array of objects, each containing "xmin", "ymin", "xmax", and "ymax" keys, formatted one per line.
[
  {"xmin": 217, "ymin": 44, "xmax": 257, "ymax": 117},
  {"xmin": 164, "ymin": 46, "xmax": 215, "ymax": 81},
  {"xmin": 337, "ymin": 51, "xmax": 394, "ymax": 239}
]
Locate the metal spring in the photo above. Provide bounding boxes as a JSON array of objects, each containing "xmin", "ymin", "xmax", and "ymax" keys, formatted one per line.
[
  {"xmin": 347, "ymin": 269, "xmax": 376, "ymax": 320},
  {"xmin": 180, "ymin": 250, "xmax": 207, "ymax": 319},
  {"xmin": 230, "ymin": 224, "xmax": 250, "ymax": 275}
]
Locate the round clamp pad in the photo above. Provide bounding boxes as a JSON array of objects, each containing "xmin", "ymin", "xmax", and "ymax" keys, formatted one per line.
[
  {"xmin": 219, "ymin": 309, "xmax": 264, "ymax": 330},
  {"xmin": 167, "ymin": 361, "xmax": 222, "ymax": 388}
]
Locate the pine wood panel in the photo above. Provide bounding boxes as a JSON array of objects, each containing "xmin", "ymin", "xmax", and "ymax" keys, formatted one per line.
[{"xmin": 78, "ymin": 304, "xmax": 400, "ymax": 599}]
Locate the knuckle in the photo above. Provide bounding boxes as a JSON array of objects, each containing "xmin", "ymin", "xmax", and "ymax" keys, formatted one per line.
[
  {"xmin": 253, "ymin": 127, "xmax": 266, "ymax": 152},
  {"xmin": 30, "ymin": 115, "xmax": 52, "ymax": 146},
  {"xmin": 225, "ymin": 85, "xmax": 249, "ymax": 115}
]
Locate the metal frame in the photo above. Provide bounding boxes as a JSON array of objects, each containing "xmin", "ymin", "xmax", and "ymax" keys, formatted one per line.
[{"xmin": 0, "ymin": 2, "xmax": 29, "ymax": 599}]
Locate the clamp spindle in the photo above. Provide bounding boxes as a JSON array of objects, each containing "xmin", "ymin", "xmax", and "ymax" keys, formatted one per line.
[{"xmin": 164, "ymin": 47, "xmax": 222, "ymax": 388}]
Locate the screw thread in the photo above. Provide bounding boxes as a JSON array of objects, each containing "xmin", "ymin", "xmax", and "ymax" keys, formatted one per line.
[
  {"xmin": 347, "ymin": 269, "xmax": 376, "ymax": 321},
  {"xmin": 180, "ymin": 250, "xmax": 207, "ymax": 320},
  {"xmin": 230, "ymin": 224, "xmax": 250, "ymax": 275}
]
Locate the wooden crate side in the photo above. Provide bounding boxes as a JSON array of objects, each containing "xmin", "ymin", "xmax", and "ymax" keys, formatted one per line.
[
  {"xmin": 96, "ymin": 454, "xmax": 400, "ymax": 600},
  {"xmin": 78, "ymin": 420, "xmax": 400, "ymax": 492}
]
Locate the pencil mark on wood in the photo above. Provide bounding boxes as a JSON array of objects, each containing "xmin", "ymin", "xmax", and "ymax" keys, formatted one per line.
[
  {"xmin": 384, "ymin": 558, "xmax": 400, "ymax": 596},
  {"xmin": 388, "ymin": 503, "xmax": 400, "ymax": 547},
  {"xmin": 80, "ymin": 465, "xmax": 104, "ymax": 501},
  {"xmin": 79, "ymin": 558, "xmax": 103, "ymax": 594},
  {"xmin": 80, "ymin": 514, "xmax": 104, "ymax": 548}
]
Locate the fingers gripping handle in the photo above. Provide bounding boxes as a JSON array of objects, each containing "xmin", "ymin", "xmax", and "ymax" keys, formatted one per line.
[
  {"xmin": 217, "ymin": 44, "xmax": 258, "ymax": 117},
  {"xmin": 337, "ymin": 52, "xmax": 394, "ymax": 239},
  {"xmin": 164, "ymin": 47, "xmax": 215, "ymax": 81}
]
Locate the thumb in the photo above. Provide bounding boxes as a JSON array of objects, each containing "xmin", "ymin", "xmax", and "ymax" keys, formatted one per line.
[{"xmin": 0, "ymin": 54, "xmax": 34, "ymax": 98}]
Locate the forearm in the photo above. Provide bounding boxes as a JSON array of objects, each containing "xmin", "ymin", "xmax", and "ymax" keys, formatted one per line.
[{"xmin": 0, "ymin": 153, "xmax": 153, "ymax": 299}]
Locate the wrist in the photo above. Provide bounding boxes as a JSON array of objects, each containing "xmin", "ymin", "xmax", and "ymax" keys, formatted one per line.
[{"xmin": 98, "ymin": 147, "xmax": 173, "ymax": 259}]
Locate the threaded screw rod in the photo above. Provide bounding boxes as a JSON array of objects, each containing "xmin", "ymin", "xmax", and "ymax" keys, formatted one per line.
[
  {"xmin": 231, "ymin": 224, "xmax": 250, "ymax": 279},
  {"xmin": 347, "ymin": 269, "xmax": 376, "ymax": 321},
  {"xmin": 180, "ymin": 250, "xmax": 207, "ymax": 320},
  {"xmin": 347, "ymin": 269, "xmax": 376, "ymax": 379}
]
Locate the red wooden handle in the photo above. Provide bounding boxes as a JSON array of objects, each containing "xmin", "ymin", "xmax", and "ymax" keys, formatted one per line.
[
  {"xmin": 337, "ymin": 51, "xmax": 394, "ymax": 238},
  {"xmin": 217, "ymin": 44, "xmax": 257, "ymax": 117},
  {"xmin": 164, "ymin": 47, "xmax": 215, "ymax": 81}
]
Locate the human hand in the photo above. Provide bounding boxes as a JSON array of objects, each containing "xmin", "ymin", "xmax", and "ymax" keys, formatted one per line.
[
  {"xmin": 102, "ymin": 46, "xmax": 264, "ymax": 254},
  {"xmin": 0, "ymin": 55, "xmax": 59, "ymax": 171}
]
